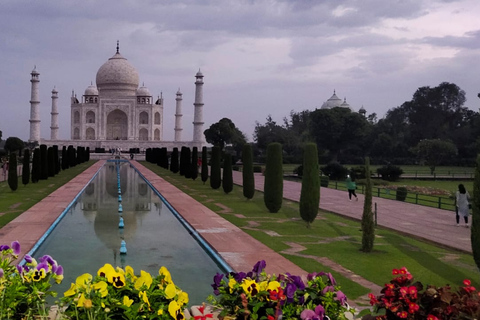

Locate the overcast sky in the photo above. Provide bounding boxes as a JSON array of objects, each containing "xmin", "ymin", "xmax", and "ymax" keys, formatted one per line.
[{"xmin": 1, "ymin": 0, "xmax": 479, "ymax": 143}]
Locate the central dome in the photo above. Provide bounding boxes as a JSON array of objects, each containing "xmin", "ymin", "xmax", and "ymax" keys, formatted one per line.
[{"xmin": 96, "ymin": 51, "xmax": 139, "ymax": 96}]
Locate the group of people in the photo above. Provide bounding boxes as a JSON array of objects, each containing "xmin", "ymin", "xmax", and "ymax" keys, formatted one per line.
[{"xmin": 345, "ymin": 172, "xmax": 471, "ymax": 228}]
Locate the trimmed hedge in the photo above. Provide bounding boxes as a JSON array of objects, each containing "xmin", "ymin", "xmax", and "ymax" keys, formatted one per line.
[
  {"xmin": 264, "ymin": 143, "xmax": 283, "ymax": 213},
  {"xmin": 300, "ymin": 143, "xmax": 320, "ymax": 226}
]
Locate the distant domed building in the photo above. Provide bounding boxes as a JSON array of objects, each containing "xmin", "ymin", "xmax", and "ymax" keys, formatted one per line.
[
  {"xmin": 320, "ymin": 90, "xmax": 362, "ymax": 114},
  {"xmin": 29, "ymin": 42, "xmax": 205, "ymax": 151}
]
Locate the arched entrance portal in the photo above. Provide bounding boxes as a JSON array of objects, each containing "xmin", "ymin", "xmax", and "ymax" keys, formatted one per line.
[{"xmin": 107, "ymin": 109, "xmax": 128, "ymax": 140}]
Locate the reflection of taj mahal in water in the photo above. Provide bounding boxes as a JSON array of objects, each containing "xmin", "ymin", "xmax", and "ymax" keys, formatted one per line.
[
  {"xmin": 28, "ymin": 42, "xmax": 205, "ymax": 151},
  {"xmin": 81, "ymin": 162, "xmax": 162, "ymax": 252}
]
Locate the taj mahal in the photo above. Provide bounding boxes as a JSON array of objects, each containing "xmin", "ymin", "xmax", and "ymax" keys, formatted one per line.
[{"xmin": 28, "ymin": 42, "xmax": 205, "ymax": 151}]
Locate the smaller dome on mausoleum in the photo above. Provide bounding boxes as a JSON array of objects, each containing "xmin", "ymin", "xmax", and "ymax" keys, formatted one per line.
[
  {"xmin": 136, "ymin": 83, "xmax": 151, "ymax": 96},
  {"xmin": 84, "ymin": 82, "xmax": 99, "ymax": 96}
]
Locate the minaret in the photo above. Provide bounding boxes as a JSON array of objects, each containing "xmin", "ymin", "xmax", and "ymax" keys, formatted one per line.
[
  {"xmin": 50, "ymin": 87, "xmax": 59, "ymax": 140},
  {"xmin": 192, "ymin": 69, "xmax": 204, "ymax": 143},
  {"xmin": 29, "ymin": 66, "xmax": 41, "ymax": 143},
  {"xmin": 174, "ymin": 88, "xmax": 183, "ymax": 141}
]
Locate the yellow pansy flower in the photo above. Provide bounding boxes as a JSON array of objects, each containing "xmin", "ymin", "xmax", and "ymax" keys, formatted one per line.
[
  {"xmin": 76, "ymin": 273, "xmax": 93, "ymax": 288},
  {"xmin": 158, "ymin": 309, "xmax": 164, "ymax": 315},
  {"xmin": 123, "ymin": 295, "xmax": 134, "ymax": 307},
  {"xmin": 126, "ymin": 265, "xmax": 136, "ymax": 281},
  {"xmin": 32, "ymin": 269, "xmax": 46, "ymax": 281},
  {"xmin": 139, "ymin": 291, "xmax": 151, "ymax": 310},
  {"xmin": 134, "ymin": 270, "xmax": 153, "ymax": 290},
  {"xmin": 267, "ymin": 281, "xmax": 281, "ymax": 291},
  {"xmin": 241, "ymin": 279, "xmax": 259, "ymax": 296},
  {"xmin": 159, "ymin": 266, "xmax": 172, "ymax": 283},
  {"xmin": 165, "ymin": 283, "xmax": 176, "ymax": 299},
  {"xmin": 77, "ymin": 293, "xmax": 86, "ymax": 307},
  {"xmin": 64, "ymin": 283, "xmax": 77, "ymax": 297},
  {"xmin": 177, "ymin": 291, "xmax": 189, "ymax": 306},
  {"xmin": 228, "ymin": 278, "xmax": 237, "ymax": 293},
  {"xmin": 168, "ymin": 300, "xmax": 185, "ymax": 320},
  {"xmin": 92, "ymin": 281, "xmax": 108, "ymax": 297},
  {"xmin": 97, "ymin": 264, "xmax": 116, "ymax": 279}
]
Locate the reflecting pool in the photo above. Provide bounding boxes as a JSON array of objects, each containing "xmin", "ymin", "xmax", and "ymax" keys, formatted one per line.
[{"xmin": 33, "ymin": 160, "xmax": 226, "ymax": 305}]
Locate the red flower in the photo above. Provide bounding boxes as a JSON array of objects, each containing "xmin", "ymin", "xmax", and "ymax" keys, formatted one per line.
[
  {"xmin": 269, "ymin": 287, "xmax": 285, "ymax": 301},
  {"xmin": 427, "ymin": 315, "xmax": 439, "ymax": 320},
  {"xmin": 267, "ymin": 316, "xmax": 275, "ymax": 320},
  {"xmin": 397, "ymin": 311, "xmax": 408, "ymax": 318},
  {"xmin": 392, "ymin": 269, "xmax": 399, "ymax": 275},
  {"xmin": 407, "ymin": 286, "xmax": 417, "ymax": 299},
  {"xmin": 464, "ymin": 286, "xmax": 476, "ymax": 293},
  {"xmin": 408, "ymin": 302, "xmax": 419, "ymax": 313},
  {"xmin": 463, "ymin": 279, "xmax": 471, "ymax": 286}
]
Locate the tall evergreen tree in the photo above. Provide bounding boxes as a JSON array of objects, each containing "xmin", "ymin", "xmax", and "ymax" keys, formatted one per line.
[
  {"xmin": 471, "ymin": 154, "xmax": 480, "ymax": 271},
  {"xmin": 210, "ymin": 146, "xmax": 222, "ymax": 189},
  {"xmin": 222, "ymin": 154, "xmax": 233, "ymax": 194},
  {"xmin": 22, "ymin": 149, "xmax": 30, "ymax": 186},
  {"xmin": 201, "ymin": 146, "xmax": 208, "ymax": 184},
  {"xmin": 40, "ymin": 144, "xmax": 48, "ymax": 180},
  {"xmin": 299, "ymin": 143, "xmax": 320, "ymax": 227},
  {"xmin": 264, "ymin": 142, "xmax": 283, "ymax": 213},
  {"xmin": 53, "ymin": 145, "xmax": 60, "ymax": 174},
  {"xmin": 361, "ymin": 157, "xmax": 375, "ymax": 252},
  {"xmin": 31, "ymin": 148, "xmax": 40, "ymax": 183},
  {"xmin": 47, "ymin": 147, "xmax": 55, "ymax": 177},
  {"xmin": 191, "ymin": 147, "xmax": 199, "ymax": 180},
  {"xmin": 86, "ymin": 147, "xmax": 90, "ymax": 162},
  {"xmin": 242, "ymin": 144, "xmax": 255, "ymax": 199},
  {"xmin": 61, "ymin": 146, "xmax": 68, "ymax": 170},
  {"xmin": 179, "ymin": 147, "xmax": 187, "ymax": 176},
  {"xmin": 170, "ymin": 148, "xmax": 179, "ymax": 173},
  {"xmin": 184, "ymin": 147, "xmax": 192, "ymax": 179},
  {"xmin": 8, "ymin": 152, "xmax": 18, "ymax": 191}
]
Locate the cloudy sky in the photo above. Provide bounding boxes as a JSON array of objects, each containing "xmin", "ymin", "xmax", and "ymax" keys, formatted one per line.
[{"xmin": 1, "ymin": 0, "xmax": 479, "ymax": 143}]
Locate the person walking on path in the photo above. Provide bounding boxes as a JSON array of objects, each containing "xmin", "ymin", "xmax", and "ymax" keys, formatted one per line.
[
  {"xmin": 346, "ymin": 174, "xmax": 358, "ymax": 201},
  {"xmin": 455, "ymin": 183, "xmax": 470, "ymax": 227}
]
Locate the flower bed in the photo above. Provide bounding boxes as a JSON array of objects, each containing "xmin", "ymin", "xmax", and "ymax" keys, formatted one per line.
[{"xmin": 1, "ymin": 242, "xmax": 478, "ymax": 320}]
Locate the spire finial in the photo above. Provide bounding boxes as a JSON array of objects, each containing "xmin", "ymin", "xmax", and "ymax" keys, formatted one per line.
[
  {"xmin": 160, "ymin": 91, "xmax": 163, "ymax": 99},
  {"xmin": 334, "ymin": 89, "xmax": 336, "ymax": 94},
  {"xmin": 116, "ymin": 40, "xmax": 119, "ymax": 53}
]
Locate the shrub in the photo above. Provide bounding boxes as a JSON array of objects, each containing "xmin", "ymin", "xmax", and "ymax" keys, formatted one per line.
[
  {"xmin": 294, "ymin": 165, "xmax": 303, "ymax": 177},
  {"xmin": 264, "ymin": 143, "xmax": 283, "ymax": 213},
  {"xmin": 350, "ymin": 165, "xmax": 366, "ymax": 179},
  {"xmin": 191, "ymin": 147, "xmax": 198, "ymax": 180},
  {"xmin": 377, "ymin": 164, "xmax": 404, "ymax": 181},
  {"xmin": 232, "ymin": 165, "xmax": 240, "ymax": 171},
  {"xmin": 170, "ymin": 148, "xmax": 179, "ymax": 173},
  {"xmin": 210, "ymin": 146, "xmax": 221, "ymax": 190},
  {"xmin": 320, "ymin": 176, "xmax": 329, "ymax": 187},
  {"xmin": 242, "ymin": 144, "xmax": 255, "ymax": 200},
  {"xmin": 321, "ymin": 161, "xmax": 348, "ymax": 180},
  {"xmin": 253, "ymin": 166, "xmax": 263, "ymax": 173},
  {"xmin": 396, "ymin": 186, "xmax": 408, "ymax": 201},
  {"xmin": 300, "ymin": 143, "xmax": 320, "ymax": 227},
  {"xmin": 222, "ymin": 154, "xmax": 233, "ymax": 194},
  {"xmin": 361, "ymin": 157, "xmax": 374, "ymax": 252},
  {"xmin": 40, "ymin": 144, "xmax": 48, "ymax": 180}
]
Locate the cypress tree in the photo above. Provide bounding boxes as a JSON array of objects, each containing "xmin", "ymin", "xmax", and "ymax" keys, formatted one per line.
[
  {"xmin": 31, "ymin": 148, "xmax": 40, "ymax": 183},
  {"xmin": 22, "ymin": 149, "xmax": 30, "ymax": 186},
  {"xmin": 162, "ymin": 148, "xmax": 169, "ymax": 169},
  {"xmin": 184, "ymin": 147, "xmax": 192, "ymax": 179},
  {"xmin": 191, "ymin": 147, "xmax": 199, "ymax": 180},
  {"xmin": 201, "ymin": 146, "xmax": 208, "ymax": 185},
  {"xmin": 222, "ymin": 154, "xmax": 233, "ymax": 194},
  {"xmin": 361, "ymin": 157, "xmax": 375, "ymax": 252},
  {"xmin": 53, "ymin": 145, "xmax": 60, "ymax": 174},
  {"xmin": 179, "ymin": 147, "xmax": 187, "ymax": 176},
  {"xmin": 210, "ymin": 146, "xmax": 221, "ymax": 189},
  {"xmin": 86, "ymin": 147, "xmax": 90, "ymax": 162},
  {"xmin": 471, "ymin": 154, "xmax": 480, "ymax": 270},
  {"xmin": 242, "ymin": 144, "xmax": 255, "ymax": 199},
  {"xmin": 299, "ymin": 143, "xmax": 320, "ymax": 227},
  {"xmin": 68, "ymin": 146, "xmax": 76, "ymax": 167},
  {"xmin": 264, "ymin": 142, "xmax": 283, "ymax": 213},
  {"xmin": 8, "ymin": 152, "xmax": 18, "ymax": 191},
  {"xmin": 61, "ymin": 146, "xmax": 68, "ymax": 170},
  {"xmin": 171, "ymin": 148, "xmax": 179, "ymax": 173},
  {"xmin": 47, "ymin": 147, "xmax": 55, "ymax": 177},
  {"xmin": 39, "ymin": 144, "xmax": 48, "ymax": 180}
]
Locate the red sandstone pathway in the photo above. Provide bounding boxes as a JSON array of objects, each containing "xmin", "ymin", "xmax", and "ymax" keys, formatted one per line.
[{"xmin": 232, "ymin": 172, "xmax": 472, "ymax": 253}]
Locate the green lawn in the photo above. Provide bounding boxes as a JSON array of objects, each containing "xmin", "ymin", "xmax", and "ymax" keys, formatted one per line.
[
  {"xmin": 142, "ymin": 162, "xmax": 479, "ymax": 303},
  {"xmin": 0, "ymin": 161, "xmax": 95, "ymax": 228}
]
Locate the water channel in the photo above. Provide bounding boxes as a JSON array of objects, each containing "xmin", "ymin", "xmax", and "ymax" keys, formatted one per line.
[{"xmin": 32, "ymin": 160, "xmax": 228, "ymax": 305}]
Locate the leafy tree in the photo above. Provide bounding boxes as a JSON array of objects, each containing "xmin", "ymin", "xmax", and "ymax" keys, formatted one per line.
[
  {"xmin": 170, "ymin": 148, "xmax": 179, "ymax": 173},
  {"xmin": 242, "ymin": 144, "xmax": 255, "ymax": 199},
  {"xmin": 472, "ymin": 154, "xmax": 480, "ymax": 271},
  {"xmin": 361, "ymin": 157, "xmax": 374, "ymax": 252},
  {"xmin": 191, "ymin": 147, "xmax": 198, "ymax": 180},
  {"xmin": 299, "ymin": 143, "xmax": 320, "ymax": 227},
  {"xmin": 4, "ymin": 137, "xmax": 24, "ymax": 154},
  {"xmin": 7, "ymin": 152, "xmax": 18, "ymax": 191},
  {"xmin": 309, "ymin": 107, "xmax": 370, "ymax": 161},
  {"xmin": 410, "ymin": 139, "xmax": 457, "ymax": 174},
  {"xmin": 210, "ymin": 146, "xmax": 221, "ymax": 189},
  {"xmin": 201, "ymin": 146, "xmax": 208, "ymax": 184},
  {"xmin": 222, "ymin": 154, "xmax": 233, "ymax": 194},
  {"xmin": 22, "ymin": 149, "xmax": 30, "ymax": 186},
  {"xmin": 264, "ymin": 143, "xmax": 283, "ymax": 213},
  {"xmin": 204, "ymin": 118, "xmax": 247, "ymax": 152},
  {"xmin": 254, "ymin": 115, "xmax": 288, "ymax": 156}
]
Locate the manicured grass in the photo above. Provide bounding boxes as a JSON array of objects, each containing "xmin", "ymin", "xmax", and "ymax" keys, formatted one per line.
[
  {"xmin": 142, "ymin": 162, "xmax": 479, "ymax": 302},
  {"xmin": 0, "ymin": 161, "xmax": 96, "ymax": 228}
]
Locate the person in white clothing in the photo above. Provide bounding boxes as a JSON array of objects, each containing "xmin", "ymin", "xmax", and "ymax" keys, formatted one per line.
[{"xmin": 455, "ymin": 184, "xmax": 470, "ymax": 227}]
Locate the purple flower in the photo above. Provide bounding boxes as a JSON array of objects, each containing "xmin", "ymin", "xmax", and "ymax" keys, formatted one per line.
[
  {"xmin": 36, "ymin": 262, "xmax": 49, "ymax": 273},
  {"xmin": 300, "ymin": 305, "xmax": 325, "ymax": 320},
  {"xmin": 322, "ymin": 286, "xmax": 334, "ymax": 295},
  {"xmin": 40, "ymin": 255, "xmax": 55, "ymax": 266},
  {"xmin": 55, "ymin": 265, "xmax": 64, "ymax": 276},
  {"xmin": 314, "ymin": 305, "xmax": 325, "ymax": 319},
  {"xmin": 0, "ymin": 245, "xmax": 10, "ymax": 251},
  {"xmin": 298, "ymin": 295, "xmax": 305, "ymax": 305},
  {"xmin": 335, "ymin": 290, "xmax": 347, "ymax": 305},
  {"xmin": 24, "ymin": 255, "xmax": 33, "ymax": 263},
  {"xmin": 16, "ymin": 265, "xmax": 24, "ymax": 275},
  {"xmin": 211, "ymin": 273, "xmax": 224, "ymax": 295},
  {"xmin": 291, "ymin": 275, "xmax": 305, "ymax": 290},
  {"xmin": 11, "ymin": 241, "xmax": 20, "ymax": 255},
  {"xmin": 327, "ymin": 273, "xmax": 336, "ymax": 285},
  {"xmin": 285, "ymin": 283, "xmax": 297, "ymax": 303},
  {"xmin": 234, "ymin": 271, "xmax": 246, "ymax": 283},
  {"xmin": 252, "ymin": 260, "xmax": 266, "ymax": 274}
]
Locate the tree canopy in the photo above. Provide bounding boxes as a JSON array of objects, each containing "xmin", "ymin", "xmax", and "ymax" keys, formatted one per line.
[
  {"xmin": 4, "ymin": 137, "xmax": 24, "ymax": 153},
  {"xmin": 204, "ymin": 118, "xmax": 246, "ymax": 151}
]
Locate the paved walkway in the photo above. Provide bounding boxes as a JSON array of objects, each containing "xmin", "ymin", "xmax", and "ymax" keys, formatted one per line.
[{"xmin": 232, "ymin": 171, "xmax": 472, "ymax": 253}]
